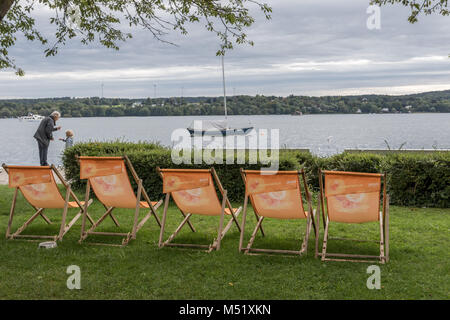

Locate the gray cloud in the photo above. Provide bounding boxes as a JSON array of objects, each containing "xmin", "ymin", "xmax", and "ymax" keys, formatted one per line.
[{"xmin": 1, "ymin": 0, "xmax": 450, "ymax": 98}]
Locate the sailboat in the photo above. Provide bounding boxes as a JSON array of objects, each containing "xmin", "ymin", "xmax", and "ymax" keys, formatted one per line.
[{"xmin": 187, "ymin": 54, "xmax": 254, "ymax": 136}]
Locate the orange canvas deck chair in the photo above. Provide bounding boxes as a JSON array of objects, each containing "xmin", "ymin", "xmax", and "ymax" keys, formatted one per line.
[
  {"xmin": 157, "ymin": 168, "xmax": 241, "ymax": 252},
  {"xmin": 78, "ymin": 156, "xmax": 163, "ymax": 246},
  {"xmin": 240, "ymin": 169, "xmax": 317, "ymax": 256},
  {"xmin": 317, "ymin": 170, "xmax": 389, "ymax": 263},
  {"xmin": 2, "ymin": 164, "xmax": 93, "ymax": 241}
]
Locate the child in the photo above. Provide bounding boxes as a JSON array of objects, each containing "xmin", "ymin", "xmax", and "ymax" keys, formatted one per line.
[{"xmin": 59, "ymin": 129, "xmax": 74, "ymax": 148}]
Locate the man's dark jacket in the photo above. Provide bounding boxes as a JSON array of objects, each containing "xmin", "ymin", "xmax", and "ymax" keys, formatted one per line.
[{"xmin": 33, "ymin": 116, "xmax": 57, "ymax": 146}]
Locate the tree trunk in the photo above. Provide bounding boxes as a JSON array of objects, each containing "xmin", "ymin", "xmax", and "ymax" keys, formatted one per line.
[{"xmin": 0, "ymin": 0, "xmax": 14, "ymax": 22}]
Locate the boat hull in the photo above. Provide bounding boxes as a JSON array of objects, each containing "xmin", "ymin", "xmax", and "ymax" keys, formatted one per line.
[{"xmin": 188, "ymin": 127, "xmax": 254, "ymax": 136}]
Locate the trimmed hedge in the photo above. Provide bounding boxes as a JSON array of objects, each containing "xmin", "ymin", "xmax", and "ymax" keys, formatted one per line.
[
  {"xmin": 63, "ymin": 142, "xmax": 450, "ymax": 207},
  {"xmin": 384, "ymin": 153, "xmax": 449, "ymax": 208}
]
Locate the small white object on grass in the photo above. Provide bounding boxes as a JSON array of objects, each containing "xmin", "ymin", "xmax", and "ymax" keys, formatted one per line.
[{"xmin": 38, "ymin": 241, "xmax": 57, "ymax": 249}]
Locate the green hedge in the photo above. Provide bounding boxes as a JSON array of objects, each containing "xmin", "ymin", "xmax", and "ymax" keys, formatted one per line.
[
  {"xmin": 383, "ymin": 153, "xmax": 449, "ymax": 208},
  {"xmin": 63, "ymin": 142, "xmax": 450, "ymax": 207}
]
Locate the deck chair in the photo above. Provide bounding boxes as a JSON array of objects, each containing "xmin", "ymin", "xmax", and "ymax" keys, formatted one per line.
[
  {"xmin": 2, "ymin": 164, "xmax": 93, "ymax": 241},
  {"xmin": 239, "ymin": 169, "xmax": 317, "ymax": 256},
  {"xmin": 316, "ymin": 170, "xmax": 389, "ymax": 263},
  {"xmin": 157, "ymin": 168, "xmax": 241, "ymax": 252},
  {"xmin": 78, "ymin": 156, "xmax": 163, "ymax": 246}
]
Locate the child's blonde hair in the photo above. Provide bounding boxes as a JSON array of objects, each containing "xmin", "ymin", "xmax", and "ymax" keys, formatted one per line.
[{"xmin": 65, "ymin": 129, "xmax": 74, "ymax": 137}]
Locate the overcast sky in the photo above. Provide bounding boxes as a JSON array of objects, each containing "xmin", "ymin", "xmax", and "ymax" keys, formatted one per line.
[{"xmin": 1, "ymin": 0, "xmax": 450, "ymax": 98}]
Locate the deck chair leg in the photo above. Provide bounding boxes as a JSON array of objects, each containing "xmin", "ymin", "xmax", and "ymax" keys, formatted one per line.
[
  {"xmin": 6, "ymin": 188, "xmax": 18, "ymax": 239},
  {"xmin": 300, "ymin": 215, "xmax": 310, "ymax": 255},
  {"xmin": 80, "ymin": 180, "xmax": 91, "ymax": 242},
  {"xmin": 245, "ymin": 216, "xmax": 264, "ymax": 254},
  {"xmin": 180, "ymin": 209, "xmax": 196, "ymax": 232},
  {"xmin": 80, "ymin": 210, "xmax": 95, "ymax": 226},
  {"xmin": 220, "ymin": 192, "xmax": 241, "ymax": 233},
  {"xmin": 315, "ymin": 195, "xmax": 321, "ymax": 259},
  {"xmin": 150, "ymin": 201, "xmax": 162, "ymax": 228},
  {"xmin": 151, "ymin": 211, "xmax": 162, "ymax": 229},
  {"xmin": 109, "ymin": 212, "xmax": 121, "ymax": 227},
  {"xmin": 124, "ymin": 154, "xmax": 161, "ymax": 231},
  {"xmin": 301, "ymin": 214, "xmax": 313, "ymax": 255},
  {"xmin": 101, "ymin": 204, "xmax": 120, "ymax": 227},
  {"xmin": 379, "ymin": 212, "xmax": 385, "ymax": 264},
  {"xmin": 321, "ymin": 216, "xmax": 330, "ymax": 261},
  {"xmin": 66, "ymin": 186, "xmax": 94, "ymax": 226},
  {"xmin": 61, "ymin": 212, "xmax": 81, "ymax": 239},
  {"xmin": 239, "ymin": 196, "xmax": 249, "ymax": 252},
  {"xmin": 215, "ymin": 193, "xmax": 227, "ymax": 251},
  {"xmin": 131, "ymin": 180, "xmax": 143, "ymax": 239},
  {"xmin": 121, "ymin": 234, "xmax": 133, "ymax": 246},
  {"xmin": 67, "ymin": 200, "xmax": 93, "ymax": 226},
  {"xmin": 232, "ymin": 210, "xmax": 242, "ymax": 232},
  {"xmin": 159, "ymin": 193, "xmax": 170, "ymax": 248},
  {"xmin": 136, "ymin": 200, "xmax": 163, "ymax": 232},
  {"xmin": 211, "ymin": 206, "xmax": 242, "ymax": 252},
  {"xmin": 58, "ymin": 187, "xmax": 71, "ymax": 241},
  {"xmin": 209, "ymin": 191, "xmax": 227, "ymax": 252},
  {"xmin": 39, "ymin": 213, "xmax": 52, "ymax": 225},
  {"xmin": 310, "ymin": 208, "xmax": 317, "ymax": 239},
  {"xmin": 385, "ymin": 196, "xmax": 390, "ymax": 263},
  {"xmin": 11, "ymin": 208, "xmax": 44, "ymax": 239},
  {"xmin": 226, "ymin": 197, "xmax": 242, "ymax": 233},
  {"xmin": 83, "ymin": 207, "xmax": 115, "ymax": 239},
  {"xmin": 134, "ymin": 200, "xmax": 163, "ymax": 235},
  {"xmin": 305, "ymin": 185, "xmax": 316, "ymax": 243},
  {"xmin": 222, "ymin": 209, "xmax": 241, "ymax": 239},
  {"xmin": 253, "ymin": 212, "xmax": 265, "ymax": 236},
  {"xmin": 164, "ymin": 213, "xmax": 193, "ymax": 245},
  {"xmin": 58, "ymin": 190, "xmax": 91, "ymax": 241}
]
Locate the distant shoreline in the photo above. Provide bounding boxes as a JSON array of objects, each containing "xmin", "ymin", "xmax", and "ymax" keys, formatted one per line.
[
  {"xmin": 1, "ymin": 112, "xmax": 450, "ymax": 119},
  {"xmin": 1, "ymin": 90, "xmax": 449, "ymax": 118}
]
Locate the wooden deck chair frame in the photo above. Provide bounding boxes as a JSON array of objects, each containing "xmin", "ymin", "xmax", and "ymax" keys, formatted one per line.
[
  {"xmin": 239, "ymin": 169, "xmax": 318, "ymax": 257},
  {"xmin": 77, "ymin": 155, "xmax": 163, "ymax": 247},
  {"xmin": 2, "ymin": 164, "xmax": 94, "ymax": 241},
  {"xmin": 315, "ymin": 169, "xmax": 390, "ymax": 263},
  {"xmin": 157, "ymin": 167, "xmax": 242, "ymax": 253}
]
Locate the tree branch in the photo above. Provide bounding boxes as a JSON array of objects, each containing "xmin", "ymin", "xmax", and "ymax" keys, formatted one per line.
[{"xmin": 0, "ymin": 0, "xmax": 15, "ymax": 21}]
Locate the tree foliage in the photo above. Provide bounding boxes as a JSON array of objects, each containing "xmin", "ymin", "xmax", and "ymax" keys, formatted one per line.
[
  {"xmin": 0, "ymin": 0, "xmax": 272, "ymax": 75},
  {"xmin": 370, "ymin": 0, "xmax": 449, "ymax": 23},
  {"xmin": 1, "ymin": 90, "xmax": 449, "ymax": 118}
]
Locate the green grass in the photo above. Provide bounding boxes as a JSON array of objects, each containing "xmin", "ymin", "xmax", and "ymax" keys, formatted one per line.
[{"xmin": 0, "ymin": 185, "xmax": 448, "ymax": 300}]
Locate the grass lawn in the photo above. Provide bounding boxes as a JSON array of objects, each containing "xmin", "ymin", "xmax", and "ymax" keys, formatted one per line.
[{"xmin": 0, "ymin": 185, "xmax": 448, "ymax": 300}]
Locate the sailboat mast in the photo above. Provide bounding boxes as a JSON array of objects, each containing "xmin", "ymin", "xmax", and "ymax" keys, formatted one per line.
[{"xmin": 221, "ymin": 54, "xmax": 228, "ymax": 126}]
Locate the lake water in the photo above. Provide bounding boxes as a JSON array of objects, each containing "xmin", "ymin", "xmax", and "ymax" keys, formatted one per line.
[{"xmin": 0, "ymin": 114, "xmax": 449, "ymax": 165}]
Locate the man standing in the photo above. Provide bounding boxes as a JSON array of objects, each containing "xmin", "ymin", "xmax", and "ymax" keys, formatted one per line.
[{"xmin": 33, "ymin": 111, "xmax": 62, "ymax": 166}]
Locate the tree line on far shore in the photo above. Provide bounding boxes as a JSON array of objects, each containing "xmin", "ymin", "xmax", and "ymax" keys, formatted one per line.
[{"xmin": 1, "ymin": 90, "xmax": 449, "ymax": 118}]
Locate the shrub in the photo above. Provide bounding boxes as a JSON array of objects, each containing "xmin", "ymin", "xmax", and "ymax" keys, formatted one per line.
[{"xmin": 384, "ymin": 153, "xmax": 450, "ymax": 208}]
